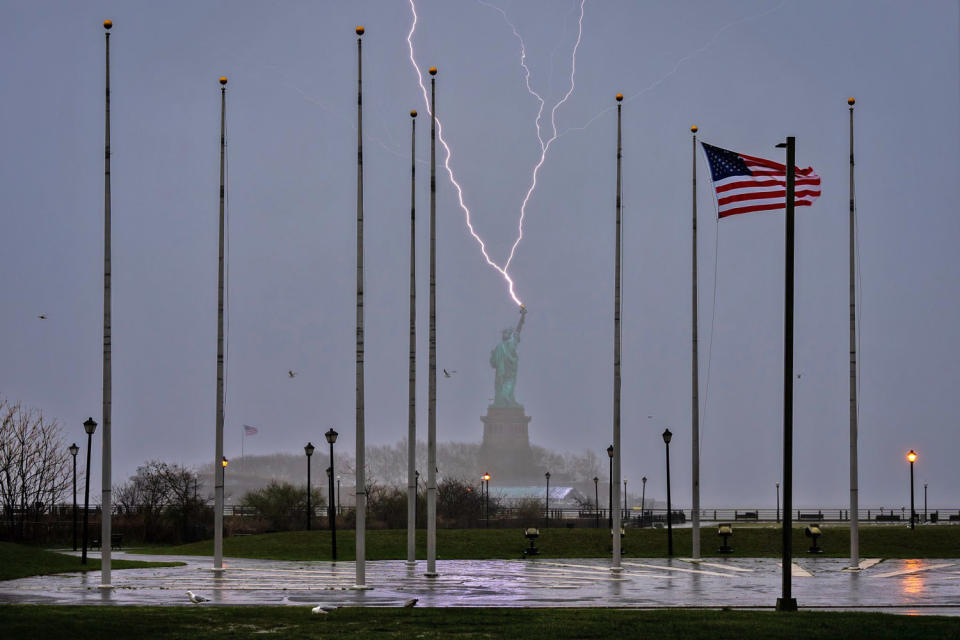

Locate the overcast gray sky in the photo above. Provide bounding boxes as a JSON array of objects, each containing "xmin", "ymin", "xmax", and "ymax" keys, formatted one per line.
[{"xmin": 2, "ymin": 0, "xmax": 958, "ymax": 508}]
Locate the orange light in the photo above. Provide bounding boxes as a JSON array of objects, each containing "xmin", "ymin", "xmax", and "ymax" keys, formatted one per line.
[
  {"xmin": 906, "ymin": 450, "xmax": 917, "ymax": 463},
  {"xmin": 222, "ymin": 456, "xmax": 229, "ymax": 468},
  {"xmin": 482, "ymin": 473, "xmax": 491, "ymax": 481}
]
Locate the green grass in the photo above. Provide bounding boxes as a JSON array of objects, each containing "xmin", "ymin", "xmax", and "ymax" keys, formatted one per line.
[
  {"xmin": 0, "ymin": 606, "xmax": 956, "ymax": 639},
  {"xmin": 131, "ymin": 524, "xmax": 960, "ymax": 561},
  {"xmin": 0, "ymin": 542, "xmax": 184, "ymax": 581}
]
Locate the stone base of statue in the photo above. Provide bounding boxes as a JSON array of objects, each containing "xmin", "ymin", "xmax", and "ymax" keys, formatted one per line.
[{"xmin": 479, "ymin": 405, "xmax": 538, "ymax": 484}]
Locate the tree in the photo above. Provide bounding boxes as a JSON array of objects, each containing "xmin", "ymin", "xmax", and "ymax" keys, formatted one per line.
[
  {"xmin": 0, "ymin": 399, "xmax": 70, "ymax": 540},
  {"xmin": 240, "ymin": 481, "xmax": 324, "ymax": 532},
  {"xmin": 113, "ymin": 460, "xmax": 208, "ymax": 543}
]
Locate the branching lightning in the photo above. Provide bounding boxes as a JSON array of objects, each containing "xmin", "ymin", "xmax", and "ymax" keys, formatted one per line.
[
  {"xmin": 408, "ymin": 0, "xmax": 523, "ymax": 306},
  {"xmin": 407, "ymin": 0, "xmax": 586, "ymax": 307}
]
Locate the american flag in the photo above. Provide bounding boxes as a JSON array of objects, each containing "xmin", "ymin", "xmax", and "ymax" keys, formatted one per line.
[
  {"xmin": 243, "ymin": 424, "xmax": 259, "ymax": 436},
  {"xmin": 701, "ymin": 142, "xmax": 821, "ymax": 219}
]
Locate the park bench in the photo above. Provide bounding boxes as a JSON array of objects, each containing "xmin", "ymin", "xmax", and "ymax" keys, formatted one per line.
[
  {"xmin": 111, "ymin": 533, "xmax": 123, "ymax": 550},
  {"xmin": 798, "ymin": 511, "xmax": 823, "ymax": 520},
  {"xmin": 875, "ymin": 514, "xmax": 901, "ymax": 521},
  {"xmin": 734, "ymin": 511, "xmax": 758, "ymax": 520}
]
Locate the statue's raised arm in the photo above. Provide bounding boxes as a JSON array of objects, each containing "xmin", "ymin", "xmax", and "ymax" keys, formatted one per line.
[{"xmin": 515, "ymin": 305, "xmax": 527, "ymax": 338}]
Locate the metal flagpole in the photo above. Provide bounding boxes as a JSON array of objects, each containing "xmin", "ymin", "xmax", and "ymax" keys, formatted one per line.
[
  {"xmin": 426, "ymin": 66, "xmax": 439, "ymax": 578},
  {"xmin": 847, "ymin": 97, "xmax": 860, "ymax": 570},
  {"xmin": 354, "ymin": 25, "xmax": 368, "ymax": 588},
  {"xmin": 100, "ymin": 19, "xmax": 114, "ymax": 590},
  {"xmin": 213, "ymin": 75, "xmax": 228, "ymax": 573},
  {"xmin": 407, "ymin": 109, "xmax": 418, "ymax": 567},
  {"xmin": 691, "ymin": 124, "xmax": 701, "ymax": 560},
  {"xmin": 775, "ymin": 136, "xmax": 797, "ymax": 612},
  {"xmin": 611, "ymin": 93, "xmax": 623, "ymax": 572}
]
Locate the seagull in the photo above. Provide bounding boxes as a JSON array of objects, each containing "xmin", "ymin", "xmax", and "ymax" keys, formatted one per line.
[
  {"xmin": 288, "ymin": 370, "xmax": 297, "ymax": 378},
  {"xmin": 311, "ymin": 604, "xmax": 338, "ymax": 614},
  {"xmin": 37, "ymin": 314, "xmax": 47, "ymax": 320},
  {"xmin": 186, "ymin": 590, "xmax": 209, "ymax": 604},
  {"xmin": 402, "ymin": 598, "xmax": 418, "ymax": 608},
  {"xmin": 443, "ymin": 369, "xmax": 456, "ymax": 378}
]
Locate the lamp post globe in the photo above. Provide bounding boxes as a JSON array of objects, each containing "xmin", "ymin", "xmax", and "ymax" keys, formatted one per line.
[
  {"xmin": 776, "ymin": 481, "xmax": 781, "ymax": 523},
  {"xmin": 80, "ymin": 418, "xmax": 97, "ymax": 565}
]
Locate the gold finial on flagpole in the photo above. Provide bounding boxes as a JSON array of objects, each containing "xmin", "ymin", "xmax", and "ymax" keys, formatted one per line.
[
  {"xmin": 616, "ymin": 93, "xmax": 623, "ymax": 102},
  {"xmin": 690, "ymin": 125, "xmax": 698, "ymax": 133},
  {"xmin": 429, "ymin": 67, "xmax": 437, "ymax": 76},
  {"xmin": 356, "ymin": 26, "xmax": 365, "ymax": 36},
  {"xmin": 103, "ymin": 20, "xmax": 112, "ymax": 30},
  {"xmin": 410, "ymin": 110, "xmax": 417, "ymax": 117},
  {"xmin": 847, "ymin": 97, "xmax": 855, "ymax": 106},
  {"xmin": 219, "ymin": 77, "xmax": 228, "ymax": 86}
]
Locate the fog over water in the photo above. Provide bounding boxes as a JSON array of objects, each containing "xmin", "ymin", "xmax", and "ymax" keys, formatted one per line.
[{"xmin": 1, "ymin": 0, "xmax": 958, "ymax": 508}]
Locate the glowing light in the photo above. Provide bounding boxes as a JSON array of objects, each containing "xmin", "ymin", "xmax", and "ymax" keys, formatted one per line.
[{"xmin": 906, "ymin": 450, "xmax": 917, "ymax": 463}]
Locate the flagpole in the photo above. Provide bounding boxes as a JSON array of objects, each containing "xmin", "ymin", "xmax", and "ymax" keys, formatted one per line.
[
  {"xmin": 847, "ymin": 97, "xmax": 859, "ymax": 570},
  {"xmin": 775, "ymin": 136, "xmax": 797, "ymax": 612},
  {"xmin": 407, "ymin": 109, "xmax": 418, "ymax": 567},
  {"xmin": 611, "ymin": 93, "xmax": 624, "ymax": 572},
  {"xmin": 354, "ymin": 25, "xmax": 368, "ymax": 588},
  {"xmin": 426, "ymin": 66, "xmax": 439, "ymax": 578},
  {"xmin": 213, "ymin": 75, "xmax": 227, "ymax": 574},
  {"xmin": 690, "ymin": 125, "xmax": 701, "ymax": 560},
  {"xmin": 100, "ymin": 19, "xmax": 114, "ymax": 590}
]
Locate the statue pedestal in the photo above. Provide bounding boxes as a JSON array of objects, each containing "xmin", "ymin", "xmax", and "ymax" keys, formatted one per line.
[{"xmin": 480, "ymin": 406, "xmax": 537, "ymax": 484}]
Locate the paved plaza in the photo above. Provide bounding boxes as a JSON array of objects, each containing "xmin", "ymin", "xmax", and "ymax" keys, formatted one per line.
[{"xmin": 1, "ymin": 552, "xmax": 958, "ymax": 615}]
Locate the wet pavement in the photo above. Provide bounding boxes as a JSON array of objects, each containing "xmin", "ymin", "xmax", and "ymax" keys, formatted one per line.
[{"xmin": 1, "ymin": 552, "xmax": 958, "ymax": 615}]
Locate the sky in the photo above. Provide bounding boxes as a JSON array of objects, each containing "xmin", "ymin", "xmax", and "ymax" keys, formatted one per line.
[{"xmin": 1, "ymin": 0, "xmax": 958, "ymax": 509}]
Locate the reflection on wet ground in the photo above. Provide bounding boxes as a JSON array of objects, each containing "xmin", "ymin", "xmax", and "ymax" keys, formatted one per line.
[{"xmin": 1, "ymin": 553, "xmax": 957, "ymax": 616}]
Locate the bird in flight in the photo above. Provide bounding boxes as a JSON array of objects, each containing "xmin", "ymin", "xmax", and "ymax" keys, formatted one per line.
[
  {"xmin": 288, "ymin": 370, "xmax": 297, "ymax": 378},
  {"xmin": 186, "ymin": 590, "xmax": 209, "ymax": 604},
  {"xmin": 443, "ymin": 369, "xmax": 456, "ymax": 378},
  {"xmin": 37, "ymin": 314, "xmax": 47, "ymax": 320}
]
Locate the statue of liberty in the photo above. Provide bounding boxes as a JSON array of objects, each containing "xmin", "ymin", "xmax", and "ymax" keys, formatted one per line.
[{"xmin": 490, "ymin": 306, "xmax": 527, "ymax": 408}]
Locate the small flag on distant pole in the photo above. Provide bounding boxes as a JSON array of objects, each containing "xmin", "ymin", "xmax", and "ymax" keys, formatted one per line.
[
  {"xmin": 702, "ymin": 142, "xmax": 820, "ymax": 218},
  {"xmin": 243, "ymin": 425, "xmax": 259, "ymax": 436}
]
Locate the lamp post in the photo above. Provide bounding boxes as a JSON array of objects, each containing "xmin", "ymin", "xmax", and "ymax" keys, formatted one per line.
[
  {"xmin": 640, "ymin": 476, "xmax": 647, "ymax": 528},
  {"xmin": 337, "ymin": 475, "xmax": 342, "ymax": 516},
  {"xmin": 593, "ymin": 476, "xmax": 599, "ymax": 528},
  {"xmin": 221, "ymin": 456, "xmax": 228, "ymax": 502},
  {"xmin": 81, "ymin": 418, "xmax": 97, "ymax": 565},
  {"xmin": 326, "ymin": 428, "xmax": 338, "ymax": 560},
  {"xmin": 69, "ymin": 442, "xmax": 79, "ymax": 552},
  {"xmin": 907, "ymin": 450, "xmax": 917, "ymax": 530},
  {"xmin": 607, "ymin": 445, "xmax": 614, "ymax": 529},
  {"xmin": 545, "ymin": 471, "xmax": 551, "ymax": 529},
  {"xmin": 662, "ymin": 428, "xmax": 673, "ymax": 556},
  {"xmin": 414, "ymin": 470, "xmax": 419, "ymax": 525},
  {"xmin": 623, "ymin": 479, "xmax": 628, "ymax": 520},
  {"xmin": 924, "ymin": 482, "xmax": 928, "ymax": 523},
  {"xmin": 304, "ymin": 442, "xmax": 314, "ymax": 531},
  {"xmin": 482, "ymin": 473, "xmax": 491, "ymax": 529},
  {"xmin": 776, "ymin": 481, "xmax": 780, "ymax": 523}
]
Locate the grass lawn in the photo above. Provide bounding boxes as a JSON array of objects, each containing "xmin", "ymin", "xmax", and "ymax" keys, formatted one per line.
[
  {"xmin": 131, "ymin": 524, "xmax": 960, "ymax": 561},
  {"xmin": 0, "ymin": 542, "xmax": 184, "ymax": 581},
  {"xmin": 0, "ymin": 606, "xmax": 957, "ymax": 639}
]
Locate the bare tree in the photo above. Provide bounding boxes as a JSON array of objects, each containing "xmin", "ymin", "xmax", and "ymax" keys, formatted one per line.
[{"xmin": 0, "ymin": 399, "xmax": 71, "ymax": 539}]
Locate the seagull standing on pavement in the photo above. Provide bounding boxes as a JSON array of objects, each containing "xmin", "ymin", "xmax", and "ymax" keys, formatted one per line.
[
  {"xmin": 402, "ymin": 598, "xmax": 418, "ymax": 608},
  {"xmin": 311, "ymin": 604, "xmax": 338, "ymax": 614},
  {"xmin": 186, "ymin": 590, "xmax": 209, "ymax": 604}
]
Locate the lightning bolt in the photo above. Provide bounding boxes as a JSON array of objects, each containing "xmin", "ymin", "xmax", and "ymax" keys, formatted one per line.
[
  {"xmin": 480, "ymin": 0, "xmax": 586, "ymax": 272},
  {"xmin": 407, "ymin": 0, "xmax": 523, "ymax": 306},
  {"xmin": 407, "ymin": 0, "xmax": 586, "ymax": 306}
]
